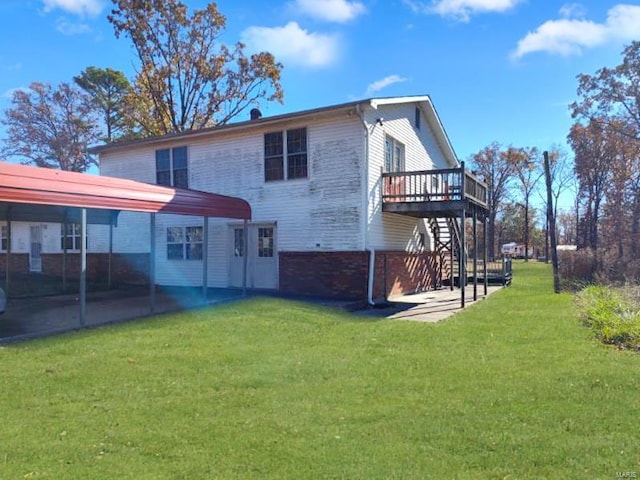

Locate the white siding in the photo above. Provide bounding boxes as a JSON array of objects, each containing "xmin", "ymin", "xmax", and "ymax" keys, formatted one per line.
[
  {"xmin": 364, "ymin": 102, "xmax": 451, "ymax": 251},
  {"xmin": 100, "ymin": 112, "xmax": 366, "ymax": 287},
  {"xmin": 0, "ymin": 221, "xmax": 110, "ymax": 254}
]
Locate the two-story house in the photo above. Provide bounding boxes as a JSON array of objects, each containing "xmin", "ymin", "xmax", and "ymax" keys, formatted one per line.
[{"xmin": 93, "ymin": 95, "xmax": 488, "ymax": 302}]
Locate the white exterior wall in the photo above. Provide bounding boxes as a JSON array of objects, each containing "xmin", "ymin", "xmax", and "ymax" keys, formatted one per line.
[
  {"xmin": 364, "ymin": 102, "xmax": 456, "ymax": 252},
  {"xmin": 0, "ymin": 221, "xmax": 110, "ymax": 254},
  {"xmin": 100, "ymin": 112, "xmax": 365, "ymax": 287}
]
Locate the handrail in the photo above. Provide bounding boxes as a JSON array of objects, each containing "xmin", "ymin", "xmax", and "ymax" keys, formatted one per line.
[{"xmin": 381, "ymin": 166, "xmax": 487, "ymax": 208}]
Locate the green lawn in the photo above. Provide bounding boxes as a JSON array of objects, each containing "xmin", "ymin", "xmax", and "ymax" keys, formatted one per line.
[{"xmin": 1, "ymin": 263, "xmax": 638, "ymax": 479}]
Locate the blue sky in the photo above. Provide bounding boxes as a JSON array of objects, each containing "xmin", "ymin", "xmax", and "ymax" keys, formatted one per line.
[{"xmin": 0, "ymin": 0, "xmax": 639, "ymax": 177}]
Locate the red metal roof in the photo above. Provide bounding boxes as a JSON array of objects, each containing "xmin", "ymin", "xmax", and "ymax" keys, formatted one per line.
[{"xmin": 0, "ymin": 162, "xmax": 251, "ymax": 221}]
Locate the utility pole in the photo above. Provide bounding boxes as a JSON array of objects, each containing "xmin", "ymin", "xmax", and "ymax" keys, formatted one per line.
[{"xmin": 543, "ymin": 151, "xmax": 560, "ymax": 293}]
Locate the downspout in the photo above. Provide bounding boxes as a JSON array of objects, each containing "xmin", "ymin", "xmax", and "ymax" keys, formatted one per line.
[{"xmin": 356, "ymin": 103, "xmax": 376, "ymax": 306}]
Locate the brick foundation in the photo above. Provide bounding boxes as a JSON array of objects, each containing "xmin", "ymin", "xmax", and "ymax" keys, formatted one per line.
[
  {"xmin": 279, "ymin": 251, "xmax": 369, "ymax": 300},
  {"xmin": 372, "ymin": 251, "xmax": 440, "ymax": 299},
  {"xmin": 279, "ymin": 250, "xmax": 442, "ymax": 300},
  {"xmin": 0, "ymin": 252, "xmax": 150, "ymax": 286}
]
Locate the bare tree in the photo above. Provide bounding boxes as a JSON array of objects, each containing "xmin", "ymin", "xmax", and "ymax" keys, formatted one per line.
[
  {"xmin": 108, "ymin": 0, "xmax": 283, "ymax": 136},
  {"xmin": 1, "ymin": 82, "xmax": 99, "ymax": 172},
  {"xmin": 506, "ymin": 146, "xmax": 543, "ymax": 261},
  {"xmin": 469, "ymin": 142, "xmax": 515, "ymax": 259}
]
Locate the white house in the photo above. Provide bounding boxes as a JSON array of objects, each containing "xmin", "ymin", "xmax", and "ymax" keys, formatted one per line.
[{"xmin": 92, "ymin": 95, "xmax": 487, "ymax": 301}]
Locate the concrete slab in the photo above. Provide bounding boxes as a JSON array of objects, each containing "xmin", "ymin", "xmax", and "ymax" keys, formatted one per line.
[
  {"xmin": 353, "ymin": 285, "xmax": 503, "ymax": 322},
  {"xmin": 0, "ymin": 287, "xmax": 244, "ymax": 343}
]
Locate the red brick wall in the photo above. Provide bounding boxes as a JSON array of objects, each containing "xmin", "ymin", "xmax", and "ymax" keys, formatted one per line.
[
  {"xmin": 372, "ymin": 251, "xmax": 440, "ymax": 299},
  {"xmin": 279, "ymin": 251, "xmax": 369, "ymax": 299},
  {"xmin": 279, "ymin": 250, "xmax": 442, "ymax": 300},
  {"xmin": 0, "ymin": 253, "xmax": 29, "ymax": 275},
  {"xmin": 37, "ymin": 253, "xmax": 149, "ymax": 285}
]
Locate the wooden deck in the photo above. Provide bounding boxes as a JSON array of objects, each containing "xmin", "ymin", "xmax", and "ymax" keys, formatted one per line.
[{"xmin": 381, "ymin": 166, "xmax": 488, "ymax": 217}]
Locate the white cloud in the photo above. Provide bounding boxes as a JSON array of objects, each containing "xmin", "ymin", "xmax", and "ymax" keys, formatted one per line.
[
  {"xmin": 365, "ymin": 75, "xmax": 408, "ymax": 96},
  {"xmin": 241, "ymin": 22, "xmax": 340, "ymax": 68},
  {"xmin": 55, "ymin": 17, "xmax": 92, "ymax": 35},
  {"xmin": 42, "ymin": 0, "xmax": 105, "ymax": 17},
  {"xmin": 292, "ymin": 0, "xmax": 366, "ymax": 22},
  {"xmin": 559, "ymin": 3, "xmax": 586, "ymax": 19},
  {"xmin": 512, "ymin": 4, "xmax": 640, "ymax": 58},
  {"xmin": 403, "ymin": 0, "xmax": 521, "ymax": 22}
]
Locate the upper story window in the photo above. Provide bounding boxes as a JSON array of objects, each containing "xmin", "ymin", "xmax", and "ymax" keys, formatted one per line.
[
  {"xmin": 385, "ymin": 135, "xmax": 405, "ymax": 172},
  {"xmin": 156, "ymin": 146, "xmax": 188, "ymax": 189},
  {"xmin": 264, "ymin": 127, "xmax": 307, "ymax": 182},
  {"xmin": 61, "ymin": 224, "xmax": 85, "ymax": 251},
  {"xmin": 414, "ymin": 107, "xmax": 421, "ymax": 130}
]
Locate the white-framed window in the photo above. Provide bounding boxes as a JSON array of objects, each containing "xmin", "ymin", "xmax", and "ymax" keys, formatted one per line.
[
  {"xmin": 0, "ymin": 225, "xmax": 7, "ymax": 251},
  {"xmin": 61, "ymin": 224, "xmax": 85, "ymax": 251},
  {"xmin": 385, "ymin": 135, "xmax": 405, "ymax": 172},
  {"xmin": 233, "ymin": 228, "xmax": 244, "ymax": 257},
  {"xmin": 414, "ymin": 107, "xmax": 421, "ymax": 130},
  {"xmin": 258, "ymin": 227, "xmax": 274, "ymax": 257},
  {"xmin": 156, "ymin": 146, "xmax": 188, "ymax": 188},
  {"xmin": 264, "ymin": 127, "xmax": 308, "ymax": 181},
  {"xmin": 167, "ymin": 226, "xmax": 203, "ymax": 260}
]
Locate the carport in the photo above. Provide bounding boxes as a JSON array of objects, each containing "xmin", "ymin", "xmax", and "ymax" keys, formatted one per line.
[{"xmin": 0, "ymin": 162, "xmax": 251, "ymax": 327}]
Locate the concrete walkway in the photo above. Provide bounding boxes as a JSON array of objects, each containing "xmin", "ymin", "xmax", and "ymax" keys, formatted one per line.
[{"xmin": 354, "ymin": 285, "xmax": 503, "ymax": 322}]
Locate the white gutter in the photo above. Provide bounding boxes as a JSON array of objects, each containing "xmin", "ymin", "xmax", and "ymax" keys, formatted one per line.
[{"xmin": 356, "ymin": 103, "xmax": 376, "ymax": 306}]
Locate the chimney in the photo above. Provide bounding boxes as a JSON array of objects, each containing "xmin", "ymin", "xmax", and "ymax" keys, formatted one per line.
[{"xmin": 250, "ymin": 108, "xmax": 262, "ymax": 120}]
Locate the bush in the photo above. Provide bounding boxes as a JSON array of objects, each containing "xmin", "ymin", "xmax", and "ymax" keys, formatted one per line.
[
  {"xmin": 558, "ymin": 249, "xmax": 596, "ymax": 290},
  {"xmin": 575, "ymin": 285, "xmax": 640, "ymax": 351}
]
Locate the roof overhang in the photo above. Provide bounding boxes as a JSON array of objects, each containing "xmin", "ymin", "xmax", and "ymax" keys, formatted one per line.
[
  {"xmin": 0, "ymin": 162, "xmax": 251, "ymax": 225},
  {"xmin": 91, "ymin": 95, "xmax": 460, "ymax": 169}
]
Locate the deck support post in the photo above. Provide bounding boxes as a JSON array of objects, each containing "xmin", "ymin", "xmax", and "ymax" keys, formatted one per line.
[
  {"xmin": 483, "ymin": 213, "xmax": 488, "ymax": 296},
  {"xmin": 460, "ymin": 210, "xmax": 466, "ymax": 309},
  {"xmin": 473, "ymin": 208, "xmax": 478, "ymax": 301}
]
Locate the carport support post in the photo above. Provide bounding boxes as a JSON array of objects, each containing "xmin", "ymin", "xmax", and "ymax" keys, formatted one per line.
[
  {"xmin": 150, "ymin": 213, "xmax": 156, "ymax": 314},
  {"xmin": 5, "ymin": 207, "xmax": 11, "ymax": 297},
  {"xmin": 242, "ymin": 219, "xmax": 248, "ymax": 296},
  {"xmin": 202, "ymin": 217, "xmax": 209, "ymax": 302},
  {"xmin": 80, "ymin": 208, "xmax": 87, "ymax": 326}
]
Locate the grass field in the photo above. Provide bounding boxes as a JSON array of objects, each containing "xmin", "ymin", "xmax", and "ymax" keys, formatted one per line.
[{"xmin": 1, "ymin": 262, "xmax": 638, "ymax": 479}]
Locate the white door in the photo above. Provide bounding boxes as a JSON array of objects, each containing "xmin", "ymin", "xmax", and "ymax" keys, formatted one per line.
[
  {"xmin": 253, "ymin": 226, "xmax": 277, "ymax": 289},
  {"xmin": 229, "ymin": 226, "xmax": 245, "ymax": 288},
  {"xmin": 29, "ymin": 225, "xmax": 42, "ymax": 273},
  {"xmin": 229, "ymin": 224, "xmax": 277, "ymax": 289}
]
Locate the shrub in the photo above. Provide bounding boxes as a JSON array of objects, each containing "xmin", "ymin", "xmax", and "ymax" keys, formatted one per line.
[{"xmin": 575, "ymin": 285, "xmax": 640, "ymax": 351}]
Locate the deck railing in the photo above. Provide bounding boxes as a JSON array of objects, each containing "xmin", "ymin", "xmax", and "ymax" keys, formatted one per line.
[{"xmin": 381, "ymin": 164, "xmax": 488, "ymax": 209}]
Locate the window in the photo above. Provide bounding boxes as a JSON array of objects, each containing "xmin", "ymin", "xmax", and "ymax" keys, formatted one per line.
[
  {"xmin": 418, "ymin": 233, "xmax": 426, "ymax": 251},
  {"xmin": 258, "ymin": 227, "xmax": 274, "ymax": 257},
  {"xmin": 264, "ymin": 132, "xmax": 284, "ymax": 181},
  {"xmin": 264, "ymin": 127, "xmax": 307, "ymax": 181},
  {"xmin": 0, "ymin": 225, "xmax": 7, "ymax": 251},
  {"xmin": 414, "ymin": 107, "xmax": 421, "ymax": 130},
  {"xmin": 234, "ymin": 228, "xmax": 244, "ymax": 257},
  {"xmin": 61, "ymin": 224, "xmax": 84, "ymax": 251},
  {"xmin": 167, "ymin": 226, "xmax": 203, "ymax": 260},
  {"xmin": 384, "ymin": 135, "xmax": 405, "ymax": 172},
  {"xmin": 156, "ymin": 146, "xmax": 188, "ymax": 188}
]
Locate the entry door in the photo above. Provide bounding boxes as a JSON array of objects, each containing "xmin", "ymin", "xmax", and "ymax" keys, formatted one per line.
[
  {"xmin": 29, "ymin": 225, "xmax": 43, "ymax": 273},
  {"xmin": 228, "ymin": 224, "xmax": 277, "ymax": 289},
  {"xmin": 253, "ymin": 226, "xmax": 277, "ymax": 289}
]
